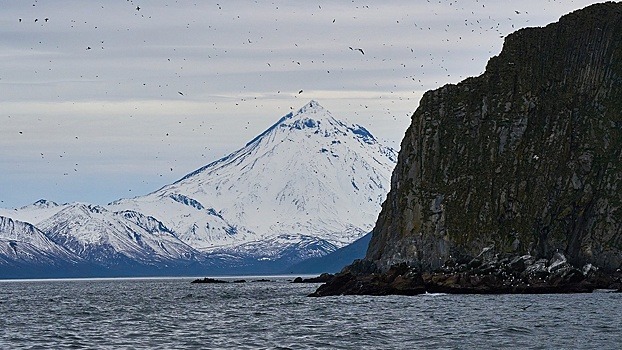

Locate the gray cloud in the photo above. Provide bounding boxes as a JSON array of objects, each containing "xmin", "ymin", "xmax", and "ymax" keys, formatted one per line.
[{"xmin": 0, "ymin": 0, "xmax": 603, "ymax": 208}]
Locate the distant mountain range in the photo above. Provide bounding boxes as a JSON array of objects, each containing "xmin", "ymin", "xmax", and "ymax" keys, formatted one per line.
[
  {"xmin": 284, "ymin": 232, "xmax": 372, "ymax": 274},
  {"xmin": 0, "ymin": 101, "xmax": 395, "ymax": 278}
]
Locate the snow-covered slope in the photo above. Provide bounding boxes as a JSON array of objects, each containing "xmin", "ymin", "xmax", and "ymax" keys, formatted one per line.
[
  {"xmin": 285, "ymin": 232, "xmax": 372, "ymax": 274},
  {"xmin": 110, "ymin": 100, "xmax": 397, "ymax": 262},
  {"xmin": 0, "ymin": 100, "xmax": 396, "ymax": 274},
  {"xmin": 0, "ymin": 215, "xmax": 78, "ymax": 267},
  {"xmin": 0, "ymin": 199, "xmax": 68, "ymax": 226},
  {"xmin": 38, "ymin": 203, "xmax": 201, "ymax": 267}
]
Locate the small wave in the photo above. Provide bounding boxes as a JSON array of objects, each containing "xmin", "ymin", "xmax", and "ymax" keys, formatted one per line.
[
  {"xmin": 504, "ymin": 326, "xmax": 534, "ymax": 335},
  {"xmin": 595, "ymin": 324, "xmax": 616, "ymax": 332},
  {"xmin": 2, "ymin": 278, "xmax": 621, "ymax": 349}
]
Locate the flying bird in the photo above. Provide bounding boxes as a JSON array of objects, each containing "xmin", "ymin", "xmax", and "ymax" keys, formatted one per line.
[
  {"xmin": 349, "ymin": 47, "xmax": 364, "ymax": 55},
  {"xmin": 298, "ymin": 90, "xmax": 303, "ymax": 94},
  {"xmin": 178, "ymin": 91, "xmax": 184, "ymax": 96}
]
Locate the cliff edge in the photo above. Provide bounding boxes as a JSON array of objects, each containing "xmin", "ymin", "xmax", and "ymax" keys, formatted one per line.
[
  {"xmin": 369, "ymin": 2, "xmax": 622, "ymax": 272},
  {"xmin": 312, "ymin": 2, "xmax": 622, "ymax": 296}
]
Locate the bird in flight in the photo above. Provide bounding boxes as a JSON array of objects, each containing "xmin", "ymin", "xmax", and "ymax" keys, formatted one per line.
[{"xmin": 349, "ymin": 47, "xmax": 364, "ymax": 55}]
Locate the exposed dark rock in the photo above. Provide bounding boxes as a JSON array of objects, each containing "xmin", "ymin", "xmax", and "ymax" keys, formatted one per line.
[
  {"xmin": 292, "ymin": 273, "xmax": 335, "ymax": 283},
  {"xmin": 311, "ymin": 253, "xmax": 618, "ymax": 296},
  {"xmin": 312, "ymin": 3, "xmax": 622, "ymax": 297},
  {"xmin": 512, "ymin": 255, "xmax": 535, "ymax": 271},
  {"xmin": 253, "ymin": 279, "xmax": 271, "ymax": 282},
  {"xmin": 364, "ymin": 2, "xmax": 622, "ymax": 274},
  {"xmin": 342, "ymin": 259, "xmax": 379, "ymax": 275},
  {"xmin": 310, "ymin": 263, "xmax": 425, "ymax": 296},
  {"xmin": 191, "ymin": 277, "xmax": 228, "ymax": 284},
  {"xmin": 233, "ymin": 279, "xmax": 247, "ymax": 283}
]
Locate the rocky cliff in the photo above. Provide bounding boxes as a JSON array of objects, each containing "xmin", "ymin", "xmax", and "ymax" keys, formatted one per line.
[{"xmin": 367, "ymin": 2, "xmax": 622, "ymax": 273}]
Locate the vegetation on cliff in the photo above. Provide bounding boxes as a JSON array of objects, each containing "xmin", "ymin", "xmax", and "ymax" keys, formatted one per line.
[
  {"xmin": 314, "ymin": 2, "xmax": 622, "ymax": 296},
  {"xmin": 367, "ymin": 2, "xmax": 622, "ymax": 273}
]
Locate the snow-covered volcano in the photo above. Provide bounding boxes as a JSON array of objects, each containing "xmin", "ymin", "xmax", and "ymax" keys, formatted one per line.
[
  {"xmin": 110, "ymin": 100, "xmax": 397, "ymax": 261},
  {"xmin": 0, "ymin": 100, "xmax": 397, "ymax": 275}
]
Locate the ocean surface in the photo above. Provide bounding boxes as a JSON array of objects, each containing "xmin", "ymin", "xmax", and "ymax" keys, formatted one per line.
[{"xmin": 0, "ymin": 277, "xmax": 620, "ymax": 349}]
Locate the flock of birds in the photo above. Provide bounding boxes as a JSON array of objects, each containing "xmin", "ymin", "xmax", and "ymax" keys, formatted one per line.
[{"xmin": 4, "ymin": 0, "xmax": 569, "ymax": 205}]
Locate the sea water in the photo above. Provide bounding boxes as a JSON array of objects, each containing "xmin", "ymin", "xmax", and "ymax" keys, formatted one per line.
[{"xmin": 0, "ymin": 277, "xmax": 620, "ymax": 349}]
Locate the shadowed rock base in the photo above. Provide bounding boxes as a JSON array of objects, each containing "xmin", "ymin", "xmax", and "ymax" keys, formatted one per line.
[
  {"xmin": 309, "ymin": 255, "xmax": 622, "ymax": 297},
  {"xmin": 292, "ymin": 273, "xmax": 335, "ymax": 283},
  {"xmin": 364, "ymin": 2, "xmax": 622, "ymax": 277},
  {"xmin": 191, "ymin": 277, "xmax": 229, "ymax": 284}
]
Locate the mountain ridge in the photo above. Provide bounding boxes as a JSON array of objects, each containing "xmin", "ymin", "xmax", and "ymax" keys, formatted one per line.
[
  {"xmin": 109, "ymin": 100, "xmax": 396, "ymax": 260},
  {"xmin": 0, "ymin": 100, "xmax": 397, "ymax": 277}
]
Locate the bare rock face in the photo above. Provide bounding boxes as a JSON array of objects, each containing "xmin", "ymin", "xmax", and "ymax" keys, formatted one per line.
[
  {"xmin": 367, "ymin": 2, "xmax": 622, "ymax": 273},
  {"xmin": 309, "ymin": 254, "xmax": 621, "ymax": 297}
]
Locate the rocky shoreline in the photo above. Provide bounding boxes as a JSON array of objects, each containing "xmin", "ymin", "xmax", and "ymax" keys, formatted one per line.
[
  {"xmin": 292, "ymin": 273, "xmax": 334, "ymax": 283},
  {"xmin": 310, "ymin": 252, "xmax": 622, "ymax": 297},
  {"xmin": 356, "ymin": 2, "xmax": 622, "ymax": 287},
  {"xmin": 190, "ymin": 277, "xmax": 273, "ymax": 284}
]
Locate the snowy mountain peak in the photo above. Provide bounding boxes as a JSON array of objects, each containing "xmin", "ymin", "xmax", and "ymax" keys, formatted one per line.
[
  {"xmin": 0, "ymin": 215, "xmax": 78, "ymax": 266},
  {"xmin": 40, "ymin": 202, "xmax": 199, "ymax": 265},
  {"xmin": 241, "ymin": 100, "xmax": 331, "ymax": 149},
  {"xmin": 20, "ymin": 199, "xmax": 59, "ymax": 210},
  {"xmin": 292, "ymin": 99, "xmax": 327, "ymax": 117},
  {"xmin": 110, "ymin": 100, "xmax": 398, "ymax": 259},
  {"xmin": 277, "ymin": 100, "xmax": 381, "ymax": 148},
  {"xmin": 0, "ymin": 100, "xmax": 398, "ymax": 274},
  {"xmin": 281, "ymin": 100, "xmax": 339, "ymax": 131},
  {"xmin": 0, "ymin": 216, "xmax": 40, "ymax": 241},
  {"xmin": 67, "ymin": 203, "xmax": 108, "ymax": 216}
]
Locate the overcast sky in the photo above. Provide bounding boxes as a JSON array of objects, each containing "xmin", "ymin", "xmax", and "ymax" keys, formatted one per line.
[{"xmin": 0, "ymin": 0, "xmax": 604, "ymax": 209}]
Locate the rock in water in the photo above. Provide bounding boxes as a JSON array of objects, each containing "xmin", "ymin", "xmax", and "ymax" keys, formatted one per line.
[
  {"xmin": 191, "ymin": 277, "xmax": 229, "ymax": 284},
  {"xmin": 291, "ymin": 273, "xmax": 335, "ymax": 283},
  {"xmin": 313, "ymin": 3, "xmax": 622, "ymax": 296},
  {"xmin": 367, "ymin": 2, "xmax": 622, "ymax": 273}
]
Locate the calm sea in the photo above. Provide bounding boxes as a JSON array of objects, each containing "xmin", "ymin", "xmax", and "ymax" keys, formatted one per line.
[{"xmin": 0, "ymin": 277, "xmax": 620, "ymax": 349}]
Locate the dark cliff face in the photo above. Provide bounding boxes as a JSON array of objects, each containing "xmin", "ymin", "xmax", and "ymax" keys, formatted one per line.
[{"xmin": 367, "ymin": 2, "xmax": 622, "ymax": 272}]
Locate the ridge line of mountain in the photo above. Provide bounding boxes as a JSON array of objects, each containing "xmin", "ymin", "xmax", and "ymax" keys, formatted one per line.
[{"xmin": 0, "ymin": 100, "xmax": 396, "ymax": 278}]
